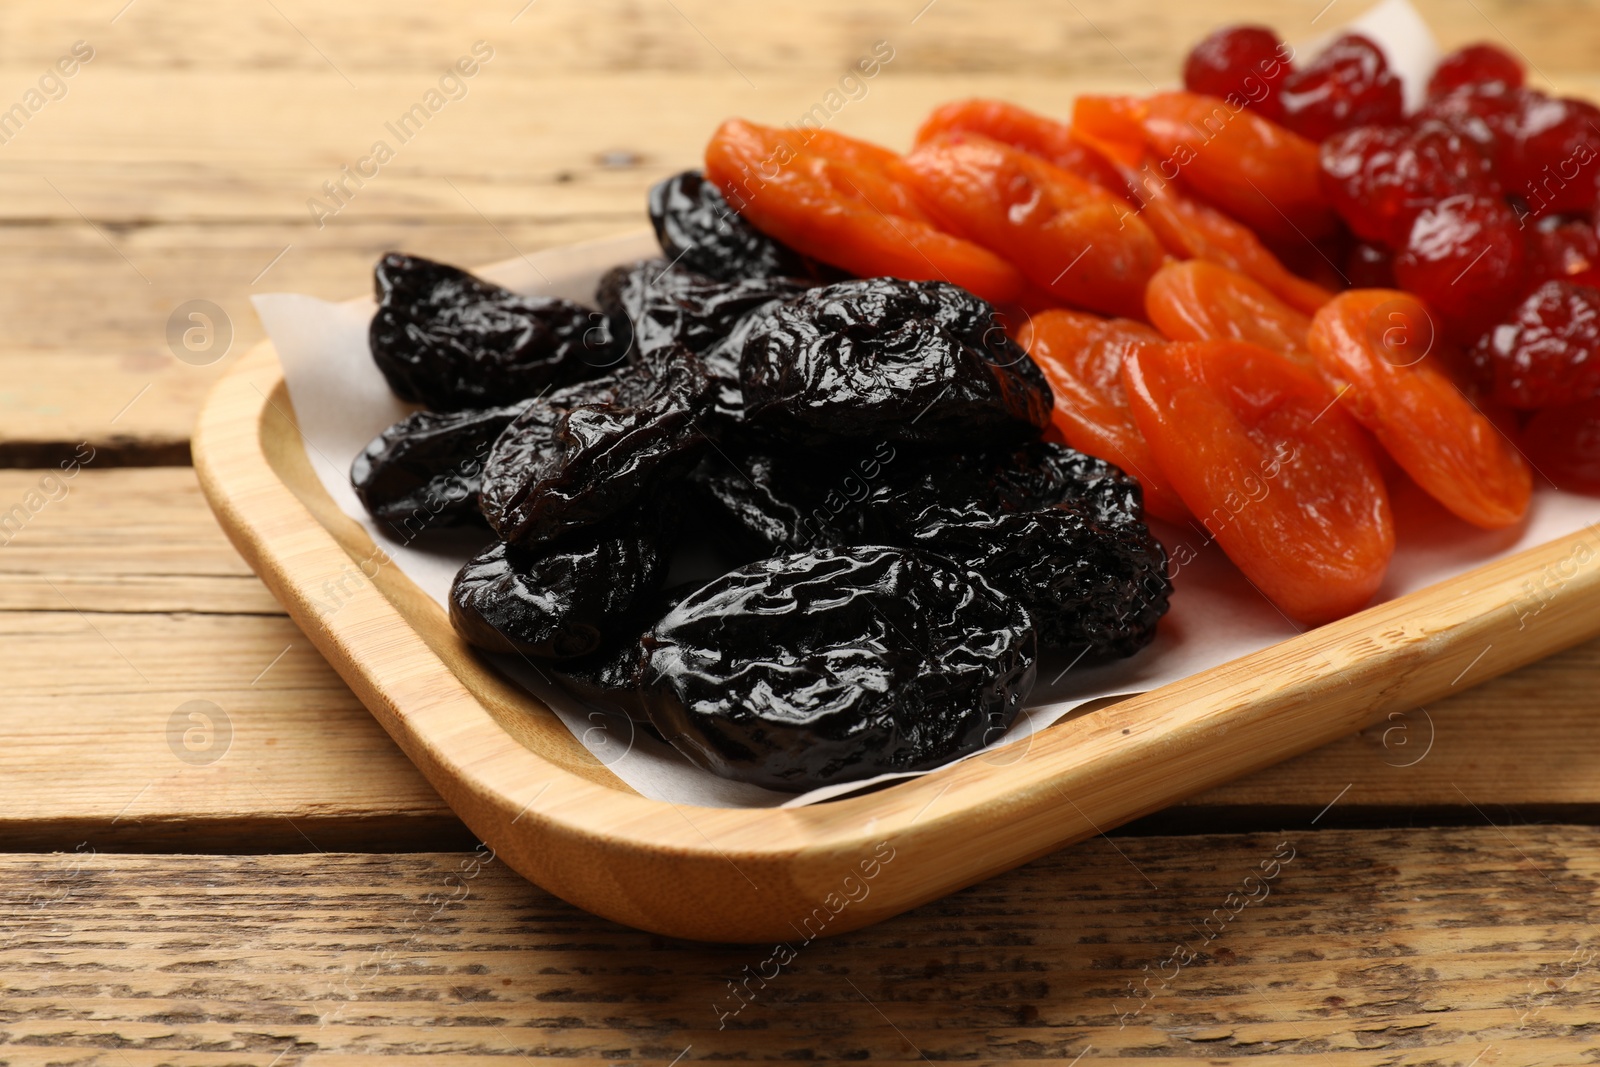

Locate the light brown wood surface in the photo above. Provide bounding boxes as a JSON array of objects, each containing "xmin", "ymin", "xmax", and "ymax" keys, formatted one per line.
[
  {"xmin": 4, "ymin": 828, "xmax": 1598, "ymax": 1064},
  {"xmin": 3, "ymin": 0, "xmax": 1600, "ymax": 1056}
]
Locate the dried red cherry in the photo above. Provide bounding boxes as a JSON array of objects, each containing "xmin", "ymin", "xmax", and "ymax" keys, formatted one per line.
[
  {"xmin": 1182, "ymin": 25, "xmax": 1293, "ymax": 122},
  {"xmin": 1529, "ymin": 214, "xmax": 1600, "ymax": 285},
  {"xmin": 1278, "ymin": 34, "xmax": 1404, "ymax": 143},
  {"xmin": 1394, "ymin": 193, "xmax": 1525, "ymax": 341},
  {"xmin": 1500, "ymin": 94, "xmax": 1600, "ymax": 216},
  {"xmin": 1473, "ymin": 280, "xmax": 1600, "ymax": 408},
  {"xmin": 1521, "ymin": 398, "xmax": 1600, "ymax": 493},
  {"xmin": 1416, "ymin": 85, "xmax": 1527, "ymax": 166},
  {"xmin": 1426, "ymin": 43, "xmax": 1525, "ymax": 100},
  {"xmin": 1319, "ymin": 121, "xmax": 1495, "ymax": 245}
]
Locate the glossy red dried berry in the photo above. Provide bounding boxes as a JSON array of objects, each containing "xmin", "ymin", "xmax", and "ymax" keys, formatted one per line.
[
  {"xmin": 1320, "ymin": 122, "xmax": 1495, "ymax": 245},
  {"xmin": 1394, "ymin": 193, "xmax": 1525, "ymax": 342},
  {"xmin": 1426, "ymin": 43, "xmax": 1525, "ymax": 100},
  {"xmin": 1182, "ymin": 25, "xmax": 1293, "ymax": 122},
  {"xmin": 1529, "ymin": 214, "xmax": 1600, "ymax": 285},
  {"xmin": 1414, "ymin": 85, "xmax": 1526, "ymax": 164},
  {"xmin": 1500, "ymin": 94, "xmax": 1600, "ymax": 216},
  {"xmin": 1474, "ymin": 280, "xmax": 1600, "ymax": 408},
  {"xmin": 1522, "ymin": 398, "xmax": 1600, "ymax": 494},
  {"xmin": 1279, "ymin": 34, "xmax": 1404, "ymax": 143}
]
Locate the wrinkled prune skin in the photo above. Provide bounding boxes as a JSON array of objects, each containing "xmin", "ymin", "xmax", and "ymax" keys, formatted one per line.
[
  {"xmin": 851, "ymin": 441, "xmax": 1147, "ymax": 542},
  {"xmin": 551, "ymin": 582, "xmax": 697, "ymax": 726},
  {"xmin": 370, "ymin": 253, "xmax": 611, "ymax": 409},
  {"xmin": 649, "ymin": 170, "xmax": 841, "ymax": 283},
  {"xmin": 642, "ymin": 546, "xmax": 1037, "ymax": 791},
  {"xmin": 479, "ymin": 358, "xmax": 711, "ymax": 545},
  {"xmin": 692, "ymin": 440, "xmax": 1144, "ymax": 556},
  {"xmin": 687, "ymin": 449, "xmax": 841, "ymax": 558},
  {"xmin": 351, "ymin": 403, "xmax": 527, "ymax": 533},
  {"xmin": 449, "ymin": 516, "xmax": 669, "ymax": 660},
  {"xmin": 740, "ymin": 278, "xmax": 1054, "ymax": 445},
  {"xmin": 912, "ymin": 507, "xmax": 1170, "ymax": 664},
  {"xmin": 596, "ymin": 259, "xmax": 802, "ymax": 418}
]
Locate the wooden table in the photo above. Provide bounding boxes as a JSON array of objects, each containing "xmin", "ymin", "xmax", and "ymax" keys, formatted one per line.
[{"xmin": 3, "ymin": 1, "xmax": 1597, "ymax": 1062}]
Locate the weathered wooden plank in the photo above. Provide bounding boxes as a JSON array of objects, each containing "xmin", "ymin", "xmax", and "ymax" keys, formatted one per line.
[{"xmin": 0, "ymin": 827, "xmax": 1595, "ymax": 1061}]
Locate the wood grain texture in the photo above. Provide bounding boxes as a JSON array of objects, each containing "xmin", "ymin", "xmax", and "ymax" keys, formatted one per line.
[{"xmin": 3, "ymin": 828, "xmax": 1597, "ymax": 1063}]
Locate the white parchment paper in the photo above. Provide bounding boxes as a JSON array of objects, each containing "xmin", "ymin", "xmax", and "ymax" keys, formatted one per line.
[{"xmin": 252, "ymin": 0, "xmax": 1600, "ymax": 808}]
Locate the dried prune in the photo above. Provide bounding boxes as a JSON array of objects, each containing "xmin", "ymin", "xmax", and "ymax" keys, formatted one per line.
[
  {"xmin": 688, "ymin": 449, "xmax": 844, "ymax": 556},
  {"xmin": 551, "ymin": 583, "xmax": 698, "ymax": 725},
  {"xmin": 642, "ymin": 546, "xmax": 1036, "ymax": 791},
  {"xmin": 351, "ymin": 403, "xmax": 526, "ymax": 534},
  {"xmin": 596, "ymin": 258, "xmax": 802, "ymax": 418},
  {"xmin": 649, "ymin": 170, "xmax": 838, "ymax": 283},
  {"xmin": 910, "ymin": 507, "xmax": 1170, "ymax": 664},
  {"xmin": 449, "ymin": 514, "xmax": 670, "ymax": 660},
  {"xmin": 740, "ymin": 278, "xmax": 1053, "ymax": 445},
  {"xmin": 369, "ymin": 253, "xmax": 611, "ymax": 410},
  {"xmin": 856, "ymin": 440, "xmax": 1148, "ymax": 538},
  {"xmin": 480, "ymin": 358, "xmax": 711, "ymax": 545}
]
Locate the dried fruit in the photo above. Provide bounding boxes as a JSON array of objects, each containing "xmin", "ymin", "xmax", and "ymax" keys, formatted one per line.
[
  {"xmin": 369, "ymin": 253, "xmax": 609, "ymax": 410},
  {"xmin": 1021, "ymin": 309, "xmax": 1190, "ymax": 522},
  {"xmin": 912, "ymin": 98, "xmax": 1128, "ymax": 191},
  {"xmin": 739, "ymin": 277, "xmax": 1053, "ymax": 446},
  {"xmin": 901, "ymin": 134, "xmax": 1165, "ymax": 318},
  {"xmin": 1473, "ymin": 280, "xmax": 1600, "ymax": 408},
  {"xmin": 909, "ymin": 504, "xmax": 1170, "ymax": 663},
  {"xmin": 596, "ymin": 258, "xmax": 802, "ymax": 417},
  {"xmin": 1500, "ymin": 94, "xmax": 1600, "ymax": 215},
  {"xmin": 1427, "ymin": 43, "xmax": 1525, "ymax": 99},
  {"xmin": 1073, "ymin": 92, "xmax": 1336, "ymax": 245},
  {"xmin": 1529, "ymin": 214, "xmax": 1600, "ymax": 285},
  {"xmin": 1278, "ymin": 34, "xmax": 1404, "ymax": 143},
  {"xmin": 1144, "ymin": 260, "xmax": 1314, "ymax": 362},
  {"xmin": 449, "ymin": 514, "xmax": 671, "ymax": 660},
  {"xmin": 1123, "ymin": 338, "xmax": 1395, "ymax": 624},
  {"xmin": 642, "ymin": 545, "xmax": 1036, "ymax": 791},
  {"xmin": 1347, "ymin": 240, "xmax": 1397, "ymax": 288},
  {"xmin": 1308, "ymin": 290, "xmax": 1532, "ymax": 529},
  {"xmin": 1521, "ymin": 399, "xmax": 1600, "ymax": 494},
  {"xmin": 1394, "ymin": 193, "xmax": 1526, "ymax": 342},
  {"xmin": 648, "ymin": 170, "xmax": 835, "ymax": 283},
  {"xmin": 704, "ymin": 118, "xmax": 1031, "ymax": 305},
  {"xmin": 1319, "ymin": 122, "xmax": 1495, "ymax": 245},
  {"xmin": 480, "ymin": 360, "xmax": 710, "ymax": 545},
  {"xmin": 351, "ymin": 403, "xmax": 527, "ymax": 533},
  {"xmin": 1182, "ymin": 25, "xmax": 1294, "ymax": 122}
]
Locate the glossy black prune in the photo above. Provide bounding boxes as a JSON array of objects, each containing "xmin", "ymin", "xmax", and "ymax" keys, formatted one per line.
[
  {"xmin": 596, "ymin": 259, "xmax": 801, "ymax": 419},
  {"xmin": 692, "ymin": 440, "xmax": 1143, "ymax": 556},
  {"xmin": 350, "ymin": 403, "xmax": 526, "ymax": 534},
  {"xmin": 740, "ymin": 278, "xmax": 1054, "ymax": 445},
  {"xmin": 649, "ymin": 170, "xmax": 838, "ymax": 283},
  {"xmin": 479, "ymin": 358, "xmax": 710, "ymax": 545},
  {"xmin": 642, "ymin": 546, "xmax": 1037, "ymax": 792},
  {"xmin": 370, "ymin": 252, "xmax": 611, "ymax": 409},
  {"xmin": 551, "ymin": 583, "xmax": 698, "ymax": 726},
  {"xmin": 449, "ymin": 516, "xmax": 669, "ymax": 661},
  {"xmin": 912, "ymin": 507, "xmax": 1170, "ymax": 664}
]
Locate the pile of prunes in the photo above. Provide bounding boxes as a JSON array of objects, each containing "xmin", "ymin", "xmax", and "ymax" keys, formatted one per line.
[{"xmin": 352, "ymin": 171, "xmax": 1172, "ymax": 792}]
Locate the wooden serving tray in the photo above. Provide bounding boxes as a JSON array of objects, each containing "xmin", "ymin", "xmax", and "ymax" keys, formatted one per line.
[{"xmin": 196, "ymin": 321, "xmax": 1600, "ymax": 945}]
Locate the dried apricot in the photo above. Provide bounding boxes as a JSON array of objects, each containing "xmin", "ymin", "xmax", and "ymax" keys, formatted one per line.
[
  {"xmin": 704, "ymin": 119, "xmax": 1030, "ymax": 305},
  {"xmin": 1122, "ymin": 339, "xmax": 1394, "ymax": 624},
  {"xmin": 902, "ymin": 133, "xmax": 1164, "ymax": 318},
  {"xmin": 1074, "ymin": 91, "xmax": 1336, "ymax": 245},
  {"xmin": 1020, "ymin": 309, "xmax": 1190, "ymax": 523},
  {"xmin": 1145, "ymin": 260, "xmax": 1314, "ymax": 361},
  {"xmin": 1308, "ymin": 290, "xmax": 1531, "ymax": 529}
]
